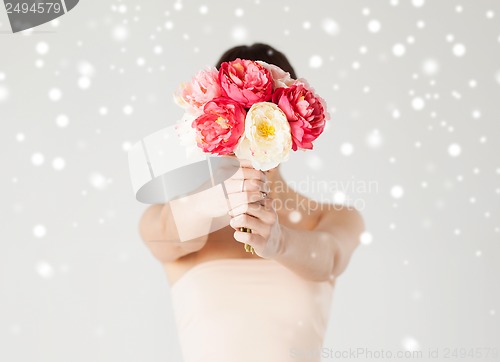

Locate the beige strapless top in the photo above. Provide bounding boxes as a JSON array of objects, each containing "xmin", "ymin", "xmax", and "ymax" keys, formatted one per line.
[{"xmin": 170, "ymin": 258, "xmax": 334, "ymax": 362}]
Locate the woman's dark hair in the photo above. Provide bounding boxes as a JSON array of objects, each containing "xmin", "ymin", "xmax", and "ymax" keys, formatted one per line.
[{"xmin": 215, "ymin": 43, "xmax": 297, "ymax": 79}]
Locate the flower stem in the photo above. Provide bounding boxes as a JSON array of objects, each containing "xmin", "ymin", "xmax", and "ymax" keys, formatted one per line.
[
  {"xmin": 239, "ymin": 227, "xmax": 255, "ymax": 254},
  {"xmin": 244, "ymin": 243, "xmax": 254, "ymax": 254}
]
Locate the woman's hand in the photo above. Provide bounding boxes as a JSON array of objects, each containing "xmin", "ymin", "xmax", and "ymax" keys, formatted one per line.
[{"xmin": 224, "ymin": 157, "xmax": 284, "ymax": 259}]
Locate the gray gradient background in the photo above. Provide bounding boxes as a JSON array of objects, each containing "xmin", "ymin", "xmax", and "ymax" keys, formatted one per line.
[{"xmin": 1, "ymin": 0, "xmax": 499, "ymax": 361}]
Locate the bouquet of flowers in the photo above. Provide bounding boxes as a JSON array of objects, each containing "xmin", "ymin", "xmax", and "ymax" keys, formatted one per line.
[
  {"xmin": 174, "ymin": 58, "xmax": 329, "ymax": 252},
  {"xmin": 174, "ymin": 58, "xmax": 329, "ymax": 170}
]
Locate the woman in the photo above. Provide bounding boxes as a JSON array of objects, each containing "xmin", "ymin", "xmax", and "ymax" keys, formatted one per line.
[{"xmin": 139, "ymin": 43, "xmax": 365, "ymax": 361}]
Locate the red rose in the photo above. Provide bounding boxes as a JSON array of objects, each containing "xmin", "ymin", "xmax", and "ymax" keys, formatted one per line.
[
  {"xmin": 218, "ymin": 59, "xmax": 273, "ymax": 108},
  {"xmin": 192, "ymin": 98, "xmax": 246, "ymax": 155},
  {"xmin": 273, "ymin": 82, "xmax": 328, "ymax": 151}
]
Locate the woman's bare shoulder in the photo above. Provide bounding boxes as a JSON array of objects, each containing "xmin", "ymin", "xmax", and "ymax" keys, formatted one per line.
[
  {"xmin": 315, "ymin": 201, "xmax": 365, "ymax": 235},
  {"xmin": 287, "ymin": 186, "xmax": 364, "ymax": 232}
]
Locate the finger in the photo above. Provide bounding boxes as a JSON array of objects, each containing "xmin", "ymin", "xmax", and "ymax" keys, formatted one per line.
[
  {"xmin": 232, "ymin": 167, "xmax": 266, "ymax": 182},
  {"xmin": 227, "ymin": 190, "xmax": 269, "ymax": 209},
  {"xmin": 229, "ymin": 202, "xmax": 277, "ymax": 225},
  {"xmin": 233, "ymin": 228, "xmax": 266, "ymax": 246},
  {"xmin": 226, "ymin": 192, "xmax": 255, "ymax": 210},
  {"xmin": 236, "ymin": 158, "xmax": 253, "ymax": 168},
  {"xmin": 223, "ymin": 178, "xmax": 241, "ymax": 194},
  {"xmin": 233, "ymin": 229, "xmax": 253, "ymax": 244},
  {"xmin": 250, "ymin": 208, "xmax": 277, "ymax": 226},
  {"xmin": 247, "ymin": 190, "xmax": 269, "ymax": 204},
  {"xmin": 228, "ymin": 202, "xmax": 258, "ymax": 217},
  {"xmin": 223, "ymin": 177, "xmax": 270, "ymax": 194},
  {"xmin": 242, "ymin": 178, "xmax": 270, "ymax": 193},
  {"xmin": 233, "ymin": 226, "xmax": 266, "ymax": 247},
  {"xmin": 242, "ymin": 194, "xmax": 269, "ymax": 206},
  {"xmin": 230, "ymin": 214, "xmax": 269, "ymax": 237},
  {"xmin": 261, "ymin": 197, "xmax": 275, "ymax": 210}
]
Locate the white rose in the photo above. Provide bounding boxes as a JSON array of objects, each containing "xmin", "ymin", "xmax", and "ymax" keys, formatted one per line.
[
  {"xmin": 175, "ymin": 112, "xmax": 205, "ymax": 158},
  {"xmin": 235, "ymin": 102, "xmax": 292, "ymax": 171},
  {"xmin": 256, "ymin": 60, "xmax": 295, "ymax": 89}
]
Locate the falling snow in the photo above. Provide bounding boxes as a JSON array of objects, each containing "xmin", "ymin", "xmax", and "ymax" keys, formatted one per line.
[
  {"xmin": 306, "ymin": 154, "xmax": 323, "ymax": 170},
  {"xmin": 0, "ymin": 85, "xmax": 9, "ymax": 102},
  {"xmin": 35, "ymin": 261, "xmax": 54, "ymax": 278},
  {"xmin": 55, "ymin": 114, "xmax": 69, "ymax": 128},
  {"xmin": 340, "ymin": 142, "xmax": 354, "ymax": 156},
  {"xmin": 199, "ymin": 5, "xmax": 208, "ymax": 14},
  {"xmin": 1, "ymin": 1, "xmax": 499, "ymax": 359},
  {"xmin": 452, "ymin": 43, "xmax": 466, "ymax": 57},
  {"xmin": 392, "ymin": 43, "xmax": 406, "ymax": 57},
  {"xmin": 112, "ymin": 25, "xmax": 129, "ymax": 41},
  {"xmin": 231, "ymin": 26, "xmax": 247, "ymax": 41},
  {"xmin": 288, "ymin": 211, "xmax": 302, "ymax": 223},
  {"xmin": 48, "ymin": 88, "xmax": 62, "ymax": 101},
  {"xmin": 402, "ymin": 336, "xmax": 420, "ymax": 352},
  {"xmin": 391, "ymin": 185, "xmax": 404, "ymax": 199},
  {"xmin": 360, "ymin": 231, "xmax": 373, "ymax": 245},
  {"xmin": 33, "ymin": 224, "xmax": 47, "ymax": 238},
  {"xmin": 367, "ymin": 19, "xmax": 381, "ymax": 33},
  {"xmin": 333, "ymin": 191, "xmax": 347, "ymax": 204},
  {"xmin": 52, "ymin": 157, "xmax": 66, "ymax": 171},
  {"xmin": 411, "ymin": 97, "xmax": 425, "ymax": 110},
  {"xmin": 16, "ymin": 133, "xmax": 25, "ymax": 142},
  {"xmin": 321, "ymin": 18, "xmax": 339, "ymax": 36},
  {"xmin": 35, "ymin": 41, "xmax": 49, "ymax": 55},
  {"xmin": 422, "ymin": 59, "xmax": 439, "ymax": 75},
  {"xmin": 123, "ymin": 105, "xmax": 134, "ymax": 115},
  {"xmin": 89, "ymin": 172, "xmax": 109, "ymax": 190},
  {"xmin": 31, "ymin": 153, "xmax": 45, "ymax": 166},
  {"xmin": 366, "ymin": 129, "xmax": 383, "ymax": 148},
  {"xmin": 78, "ymin": 77, "xmax": 91, "ymax": 89},
  {"xmin": 448, "ymin": 143, "xmax": 461, "ymax": 157}
]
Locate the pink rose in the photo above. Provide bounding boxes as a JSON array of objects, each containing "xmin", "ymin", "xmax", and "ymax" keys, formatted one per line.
[
  {"xmin": 192, "ymin": 97, "xmax": 246, "ymax": 155},
  {"xmin": 174, "ymin": 67, "xmax": 223, "ymax": 115},
  {"xmin": 218, "ymin": 59, "xmax": 273, "ymax": 108},
  {"xmin": 273, "ymin": 81, "xmax": 328, "ymax": 151},
  {"xmin": 256, "ymin": 61, "xmax": 295, "ymax": 89}
]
